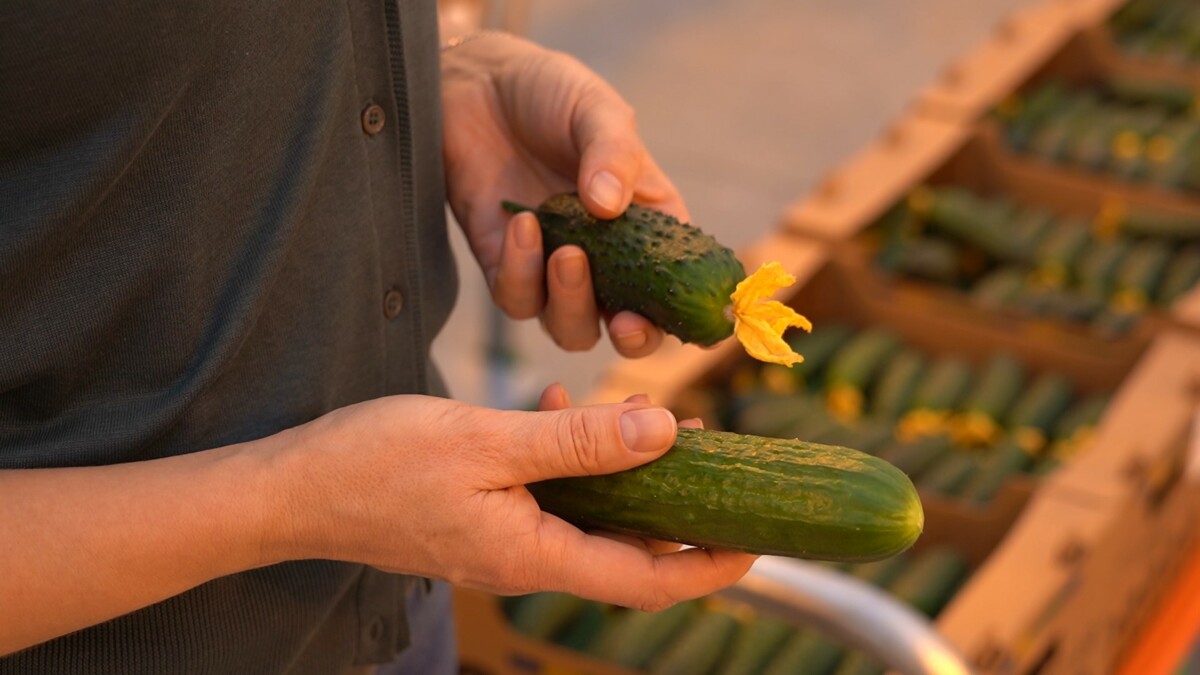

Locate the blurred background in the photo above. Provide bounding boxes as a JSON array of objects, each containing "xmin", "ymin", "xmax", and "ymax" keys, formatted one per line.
[{"xmin": 430, "ymin": 0, "xmax": 1041, "ymax": 409}]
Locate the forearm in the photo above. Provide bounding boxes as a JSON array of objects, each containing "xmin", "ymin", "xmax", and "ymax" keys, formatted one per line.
[{"xmin": 0, "ymin": 432, "xmax": 293, "ymax": 656}]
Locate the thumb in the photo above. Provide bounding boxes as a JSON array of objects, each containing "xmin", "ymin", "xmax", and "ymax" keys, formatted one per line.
[
  {"xmin": 486, "ymin": 403, "xmax": 678, "ymax": 487},
  {"xmin": 572, "ymin": 86, "xmax": 646, "ymax": 219}
]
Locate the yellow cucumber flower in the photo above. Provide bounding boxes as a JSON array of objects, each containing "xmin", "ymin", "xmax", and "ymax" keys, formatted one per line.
[{"xmin": 729, "ymin": 262, "xmax": 811, "ymax": 366}]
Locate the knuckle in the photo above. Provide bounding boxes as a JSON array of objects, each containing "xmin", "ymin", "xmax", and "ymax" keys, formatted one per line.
[{"xmin": 554, "ymin": 411, "xmax": 608, "ymax": 475}]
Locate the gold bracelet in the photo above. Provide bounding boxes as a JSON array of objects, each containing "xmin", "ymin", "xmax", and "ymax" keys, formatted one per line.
[{"xmin": 441, "ymin": 30, "xmax": 511, "ymax": 51}]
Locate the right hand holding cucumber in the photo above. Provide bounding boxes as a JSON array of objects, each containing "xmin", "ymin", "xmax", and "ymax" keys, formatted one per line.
[{"xmin": 270, "ymin": 384, "xmax": 757, "ymax": 610}]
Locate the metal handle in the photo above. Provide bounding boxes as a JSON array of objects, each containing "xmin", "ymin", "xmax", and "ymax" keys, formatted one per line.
[{"xmin": 722, "ymin": 556, "xmax": 975, "ymax": 675}]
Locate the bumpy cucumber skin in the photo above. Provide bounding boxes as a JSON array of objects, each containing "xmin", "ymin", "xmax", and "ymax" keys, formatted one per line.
[
  {"xmin": 529, "ymin": 427, "xmax": 925, "ymax": 562},
  {"xmin": 519, "ymin": 194, "xmax": 746, "ymax": 346}
]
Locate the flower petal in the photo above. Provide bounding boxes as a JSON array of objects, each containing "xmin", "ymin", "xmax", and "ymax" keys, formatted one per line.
[{"xmin": 730, "ymin": 262, "xmax": 811, "ymax": 366}]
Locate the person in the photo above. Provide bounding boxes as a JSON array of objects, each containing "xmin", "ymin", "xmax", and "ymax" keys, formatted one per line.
[{"xmin": 0, "ymin": 1, "xmax": 757, "ymax": 673}]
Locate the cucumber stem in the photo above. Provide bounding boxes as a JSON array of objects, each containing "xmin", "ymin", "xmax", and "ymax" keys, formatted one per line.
[{"xmin": 501, "ymin": 199, "xmax": 535, "ymax": 214}]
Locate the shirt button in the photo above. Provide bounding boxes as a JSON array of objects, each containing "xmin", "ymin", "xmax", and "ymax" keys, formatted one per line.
[
  {"xmin": 383, "ymin": 288, "xmax": 404, "ymax": 319},
  {"xmin": 367, "ymin": 616, "xmax": 385, "ymax": 642},
  {"xmin": 361, "ymin": 103, "xmax": 386, "ymax": 136}
]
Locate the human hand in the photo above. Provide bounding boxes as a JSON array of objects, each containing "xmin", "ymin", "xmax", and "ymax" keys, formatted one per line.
[
  {"xmin": 441, "ymin": 33, "xmax": 687, "ymax": 358},
  {"xmin": 273, "ymin": 386, "xmax": 756, "ymax": 609}
]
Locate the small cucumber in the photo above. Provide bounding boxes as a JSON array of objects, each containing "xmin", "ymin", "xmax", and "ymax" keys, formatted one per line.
[
  {"xmin": 787, "ymin": 323, "xmax": 856, "ymax": 389},
  {"xmin": 763, "ymin": 632, "xmax": 846, "ymax": 675},
  {"xmin": 917, "ymin": 453, "xmax": 981, "ymax": 497},
  {"xmin": 1009, "ymin": 208, "xmax": 1057, "ymax": 262},
  {"xmin": 1075, "ymin": 237, "xmax": 1133, "ymax": 297},
  {"xmin": 953, "ymin": 354, "xmax": 1025, "ymax": 447},
  {"xmin": 957, "ymin": 440, "xmax": 1036, "ymax": 505},
  {"xmin": 849, "ymin": 552, "xmax": 912, "ymax": 588},
  {"xmin": 586, "ymin": 601, "xmax": 699, "ymax": 669},
  {"xmin": 505, "ymin": 592, "xmax": 586, "ymax": 640},
  {"xmin": 918, "ymin": 187, "xmax": 1020, "ymax": 260},
  {"xmin": 832, "ymin": 651, "xmax": 885, "ymax": 675},
  {"xmin": 870, "ymin": 350, "xmax": 928, "ymax": 422},
  {"xmin": 733, "ymin": 393, "xmax": 819, "ymax": 437},
  {"xmin": 896, "ymin": 357, "xmax": 973, "ymax": 442},
  {"xmin": 530, "ymin": 427, "xmax": 924, "ymax": 562},
  {"xmin": 969, "ymin": 266, "xmax": 1027, "ymax": 309},
  {"xmin": 504, "ymin": 194, "xmax": 745, "ymax": 346},
  {"xmin": 877, "ymin": 435, "xmax": 954, "ymax": 480},
  {"xmin": 1034, "ymin": 219, "xmax": 1092, "ymax": 284},
  {"xmin": 1112, "ymin": 240, "xmax": 1173, "ymax": 310},
  {"xmin": 649, "ymin": 609, "xmax": 740, "ymax": 675},
  {"xmin": 875, "ymin": 235, "xmax": 965, "ymax": 284},
  {"xmin": 1157, "ymin": 244, "xmax": 1200, "ymax": 304},
  {"xmin": 1118, "ymin": 210, "xmax": 1200, "ymax": 240},
  {"xmin": 553, "ymin": 600, "xmax": 611, "ymax": 652},
  {"xmin": 712, "ymin": 615, "xmax": 796, "ymax": 675},
  {"xmin": 885, "ymin": 547, "xmax": 971, "ymax": 617},
  {"xmin": 825, "ymin": 329, "xmax": 904, "ymax": 421},
  {"xmin": 1004, "ymin": 372, "xmax": 1075, "ymax": 454}
]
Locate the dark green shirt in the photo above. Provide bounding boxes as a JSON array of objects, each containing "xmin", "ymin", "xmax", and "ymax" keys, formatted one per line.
[{"xmin": 0, "ymin": 0, "xmax": 458, "ymax": 672}]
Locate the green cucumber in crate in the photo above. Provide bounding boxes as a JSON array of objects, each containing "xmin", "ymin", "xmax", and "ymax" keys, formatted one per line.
[
  {"xmin": 1005, "ymin": 372, "xmax": 1075, "ymax": 454},
  {"xmin": 712, "ymin": 615, "xmax": 795, "ymax": 675},
  {"xmin": 886, "ymin": 547, "xmax": 971, "ymax": 618},
  {"xmin": 875, "ymin": 235, "xmax": 965, "ymax": 284},
  {"xmin": 1027, "ymin": 91, "xmax": 1099, "ymax": 160},
  {"xmin": 1033, "ymin": 219, "xmax": 1092, "ymax": 286},
  {"xmin": 808, "ymin": 417, "xmax": 897, "ymax": 455},
  {"xmin": 1102, "ymin": 74, "xmax": 1196, "ymax": 115},
  {"xmin": 1076, "ymin": 236, "xmax": 1133, "ymax": 297},
  {"xmin": 908, "ymin": 187, "xmax": 1020, "ymax": 261},
  {"xmin": 785, "ymin": 323, "xmax": 856, "ymax": 389},
  {"xmin": 969, "ymin": 266, "xmax": 1027, "ymax": 309},
  {"xmin": 554, "ymin": 600, "xmax": 610, "ymax": 652},
  {"xmin": 1067, "ymin": 107, "xmax": 1142, "ymax": 170},
  {"xmin": 1114, "ymin": 204, "xmax": 1200, "ymax": 241},
  {"xmin": 764, "ymin": 632, "xmax": 845, "ymax": 675},
  {"xmin": 1106, "ymin": 110, "xmax": 1170, "ymax": 180},
  {"xmin": 824, "ymin": 329, "xmax": 903, "ymax": 421},
  {"xmin": 870, "ymin": 350, "xmax": 928, "ymax": 422},
  {"xmin": 529, "ymin": 427, "xmax": 925, "ymax": 561},
  {"xmin": 586, "ymin": 600, "xmax": 698, "ymax": 669},
  {"xmin": 505, "ymin": 592, "xmax": 586, "ymax": 640},
  {"xmin": 877, "ymin": 435, "xmax": 954, "ymax": 480},
  {"xmin": 1114, "ymin": 239, "xmax": 1173, "ymax": 309},
  {"xmin": 648, "ymin": 608, "xmax": 740, "ymax": 675},
  {"xmin": 896, "ymin": 357, "xmax": 973, "ymax": 442},
  {"xmin": 1157, "ymin": 244, "xmax": 1200, "ymax": 304},
  {"xmin": 732, "ymin": 393, "xmax": 818, "ymax": 437},
  {"xmin": 1010, "ymin": 208, "xmax": 1057, "ymax": 262},
  {"xmin": 1146, "ymin": 122, "xmax": 1200, "ymax": 187},
  {"xmin": 849, "ymin": 552, "xmax": 912, "ymax": 588},
  {"xmin": 917, "ymin": 453, "xmax": 981, "ymax": 497},
  {"xmin": 1001, "ymin": 83, "xmax": 1067, "ymax": 151},
  {"xmin": 958, "ymin": 440, "xmax": 1037, "ymax": 505},
  {"xmin": 953, "ymin": 354, "xmax": 1025, "ymax": 447},
  {"xmin": 833, "ymin": 651, "xmax": 886, "ymax": 675}
]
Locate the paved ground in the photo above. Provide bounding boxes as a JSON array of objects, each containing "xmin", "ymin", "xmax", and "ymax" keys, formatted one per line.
[{"xmin": 432, "ymin": 0, "xmax": 1037, "ymax": 408}]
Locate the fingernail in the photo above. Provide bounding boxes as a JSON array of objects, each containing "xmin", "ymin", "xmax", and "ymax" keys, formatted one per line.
[
  {"xmin": 587, "ymin": 171, "xmax": 623, "ymax": 213},
  {"xmin": 513, "ymin": 213, "xmax": 538, "ymax": 251},
  {"xmin": 556, "ymin": 251, "xmax": 587, "ymax": 288},
  {"xmin": 619, "ymin": 408, "xmax": 677, "ymax": 453},
  {"xmin": 614, "ymin": 329, "xmax": 647, "ymax": 351}
]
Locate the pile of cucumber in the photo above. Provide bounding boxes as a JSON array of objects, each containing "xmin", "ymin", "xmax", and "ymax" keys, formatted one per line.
[
  {"xmin": 1110, "ymin": 0, "xmax": 1200, "ymax": 66},
  {"xmin": 999, "ymin": 77, "xmax": 1200, "ymax": 193},
  {"xmin": 501, "ymin": 547, "xmax": 971, "ymax": 675},
  {"xmin": 870, "ymin": 184, "xmax": 1200, "ymax": 336},
  {"xmin": 714, "ymin": 325, "xmax": 1108, "ymax": 505}
]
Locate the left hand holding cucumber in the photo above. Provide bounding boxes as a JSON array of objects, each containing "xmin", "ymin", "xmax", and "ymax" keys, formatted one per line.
[{"xmin": 441, "ymin": 31, "xmax": 686, "ymax": 358}]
